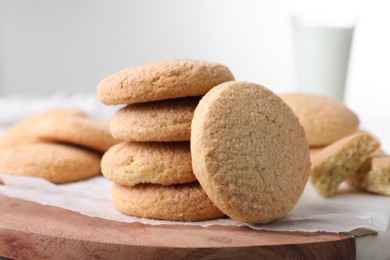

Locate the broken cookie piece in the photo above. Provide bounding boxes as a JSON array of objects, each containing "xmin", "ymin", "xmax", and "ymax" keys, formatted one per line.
[{"xmin": 310, "ymin": 132, "xmax": 380, "ymax": 197}]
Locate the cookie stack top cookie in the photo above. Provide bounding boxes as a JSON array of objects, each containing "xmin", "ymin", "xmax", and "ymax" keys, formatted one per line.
[{"xmin": 97, "ymin": 59, "xmax": 234, "ymax": 105}]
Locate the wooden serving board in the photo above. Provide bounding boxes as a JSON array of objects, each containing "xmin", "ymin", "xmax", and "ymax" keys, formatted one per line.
[{"xmin": 0, "ymin": 194, "xmax": 355, "ymax": 259}]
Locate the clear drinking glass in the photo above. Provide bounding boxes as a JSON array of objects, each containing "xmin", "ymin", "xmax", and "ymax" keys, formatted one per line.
[{"xmin": 292, "ymin": 14, "xmax": 355, "ymax": 101}]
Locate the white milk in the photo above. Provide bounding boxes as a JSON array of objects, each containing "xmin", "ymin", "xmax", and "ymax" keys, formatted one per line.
[{"xmin": 292, "ymin": 15, "xmax": 355, "ymax": 101}]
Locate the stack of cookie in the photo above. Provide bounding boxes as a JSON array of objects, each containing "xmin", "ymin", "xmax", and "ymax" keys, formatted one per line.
[
  {"xmin": 98, "ymin": 59, "xmax": 234, "ymax": 221},
  {"xmin": 280, "ymin": 93, "xmax": 389, "ymax": 197},
  {"xmin": 0, "ymin": 109, "xmax": 118, "ymax": 183}
]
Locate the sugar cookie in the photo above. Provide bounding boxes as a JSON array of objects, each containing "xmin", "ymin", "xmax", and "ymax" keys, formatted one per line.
[
  {"xmin": 0, "ymin": 143, "xmax": 101, "ymax": 183},
  {"xmin": 112, "ymin": 182, "xmax": 225, "ymax": 221},
  {"xmin": 0, "ymin": 109, "xmax": 86, "ymax": 150},
  {"xmin": 35, "ymin": 116, "xmax": 119, "ymax": 153},
  {"xmin": 310, "ymin": 133, "xmax": 380, "ymax": 197},
  {"xmin": 110, "ymin": 97, "xmax": 200, "ymax": 142},
  {"xmin": 102, "ymin": 142, "xmax": 195, "ymax": 186},
  {"xmin": 348, "ymin": 151, "xmax": 390, "ymax": 195},
  {"xmin": 279, "ymin": 93, "xmax": 359, "ymax": 146},
  {"xmin": 191, "ymin": 81, "xmax": 310, "ymax": 224},
  {"xmin": 97, "ymin": 59, "xmax": 234, "ymax": 105}
]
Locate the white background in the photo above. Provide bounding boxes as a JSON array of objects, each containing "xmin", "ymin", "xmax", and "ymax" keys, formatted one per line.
[{"xmin": 0, "ymin": 0, "xmax": 389, "ymax": 148}]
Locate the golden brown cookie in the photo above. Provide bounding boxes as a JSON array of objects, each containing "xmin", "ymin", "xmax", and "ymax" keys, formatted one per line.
[
  {"xmin": 0, "ymin": 109, "xmax": 86, "ymax": 151},
  {"xmin": 310, "ymin": 133, "xmax": 380, "ymax": 197},
  {"xmin": 191, "ymin": 81, "xmax": 310, "ymax": 224},
  {"xmin": 97, "ymin": 59, "xmax": 234, "ymax": 105},
  {"xmin": 310, "ymin": 147, "xmax": 324, "ymax": 159},
  {"xmin": 0, "ymin": 143, "xmax": 101, "ymax": 183},
  {"xmin": 34, "ymin": 116, "xmax": 119, "ymax": 153},
  {"xmin": 279, "ymin": 93, "xmax": 359, "ymax": 146},
  {"xmin": 112, "ymin": 182, "xmax": 225, "ymax": 221},
  {"xmin": 348, "ymin": 150, "xmax": 390, "ymax": 195},
  {"xmin": 101, "ymin": 142, "xmax": 195, "ymax": 186},
  {"xmin": 110, "ymin": 97, "xmax": 200, "ymax": 142}
]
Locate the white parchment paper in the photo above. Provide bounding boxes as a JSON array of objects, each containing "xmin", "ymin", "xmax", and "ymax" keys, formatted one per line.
[
  {"xmin": 1, "ymin": 174, "xmax": 389, "ymax": 233},
  {"xmin": 1, "ymin": 95, "xmax": 390, "ymax": 233}
]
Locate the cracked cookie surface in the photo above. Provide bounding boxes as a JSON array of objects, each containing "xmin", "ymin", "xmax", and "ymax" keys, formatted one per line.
[
  {"xmin": 101, "ymin": 141, "xmax": 196, "ymax": 186},
  {"xmin": 97, "ymin": 59, "xmax": 234, "ymax": 105},
  {"xmin": 191, "ymin": 81, "xmax": 310, "ymax": 224},
  {"xmin": 112, "ymin": 182, "xmax": 225, "ymax": 221},
  {"xmin": 110, "ymin": 97, "xmax": 200, "ymax": 142}
]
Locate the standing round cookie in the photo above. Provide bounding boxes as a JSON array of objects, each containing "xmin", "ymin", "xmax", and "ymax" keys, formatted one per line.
[
  {"xmin": 191, "ymin": 81, "xmax": 310, "ymax": 224},
  {"xmin": 97, "ymin": 59, "xmax": 234, "ymax": 105}
]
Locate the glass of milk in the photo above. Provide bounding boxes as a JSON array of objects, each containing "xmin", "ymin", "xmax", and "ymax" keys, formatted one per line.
[{"xmin": 292, "ymin": 14, "xmax": 355, "ymax": 101}]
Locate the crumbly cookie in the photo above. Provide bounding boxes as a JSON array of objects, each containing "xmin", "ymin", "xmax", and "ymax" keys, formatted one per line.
[
  {"xmin": 0, "ymin": 143, "xmax": 101, "ymax": 183},
  {"xmin": 101, "ymin": 142, "xmax": 195, "ymax": 186},
  {"xmin": 97, "ymin": 59, "xmax": 234, "ymax": 105},
  {"xmin": 110, "ymin": 97, "xmax": 200, "ymax": 142},
  {"xmin": 191, "ymin": 81, "xmax": 310, "ymax": 224},
  {"xmin": 34, "ymin": 116, "xmax": 119, "ymax": 153},
  {"xmin": 347, "ymin": 150, "xmax": 390, "ymax": 195},
  {"xmin": 310, "ymin": 133, "xmax": 380, "ymax": 197},
  {"xmin": 279, "ymin": 93, "xmax": 359, "ymax": 146},
  {"xmin": 112, "ymin": 182, "xmax": 225, "ymax": 221},
  {"xmin": 0, "ymin": 109, "xmax": 86, "ymax": 150}
]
